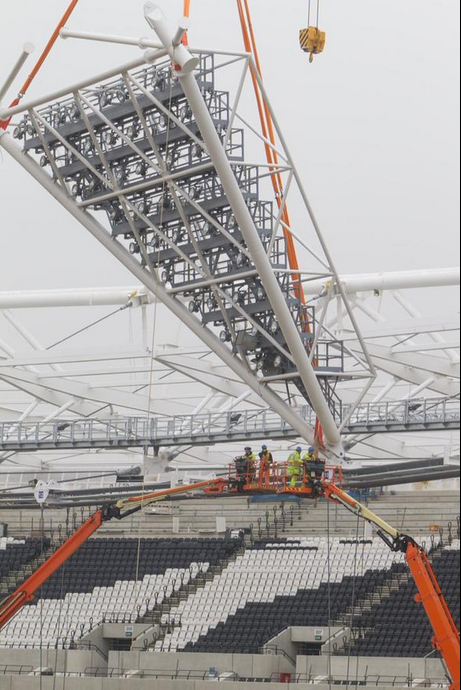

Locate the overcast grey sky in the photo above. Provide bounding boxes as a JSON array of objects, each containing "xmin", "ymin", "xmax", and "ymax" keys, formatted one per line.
[{"xmin": 0, "ymin": 0, "xmax": 459, "ymax": 332}]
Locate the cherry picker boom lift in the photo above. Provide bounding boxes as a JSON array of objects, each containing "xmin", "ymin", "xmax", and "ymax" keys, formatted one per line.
[{"xmin": 0, "ymin": 467, "xmax": 459, "ymax": 690}]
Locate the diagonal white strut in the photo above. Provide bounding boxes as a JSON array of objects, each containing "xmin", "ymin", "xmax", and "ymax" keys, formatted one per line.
[
  {"xmin": 144, "ymin": 3, "xmax": 343, "ymax": 455},
  {"xmin": 0, "ymin": 132, "xmax": 322, "ymax": 450}
]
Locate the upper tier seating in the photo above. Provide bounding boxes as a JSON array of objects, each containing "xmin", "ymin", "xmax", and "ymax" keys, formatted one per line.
[
  {"xmin": 158, "ymin": 537, "xmax": 407, "ymax": 653},
  {"xmin": 0, "ymin": 537, "xmax": 50, "ymax": 581},
  {"xmin": 348, "ymin": 541, "xmax": 460, "ymax": 658},
  {"xmin": 0, "ymin": 537, "xmax": 242, "ymax": 649}
]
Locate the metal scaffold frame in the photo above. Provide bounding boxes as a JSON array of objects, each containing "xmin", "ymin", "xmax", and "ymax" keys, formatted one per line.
[{"xmin": 0, "ymin": 3, "xmax": 383, "ymax": 460}]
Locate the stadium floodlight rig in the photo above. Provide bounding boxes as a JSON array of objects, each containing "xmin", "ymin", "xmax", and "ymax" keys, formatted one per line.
[{"xmin": 0, "ymin": 3, "xmax": 377, "ymax": 459}]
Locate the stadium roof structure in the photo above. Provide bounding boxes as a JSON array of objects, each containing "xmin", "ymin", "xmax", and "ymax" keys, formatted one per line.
[{"xmin": 0, "ymin": 3, "xmax": 459, "ymax": 484}]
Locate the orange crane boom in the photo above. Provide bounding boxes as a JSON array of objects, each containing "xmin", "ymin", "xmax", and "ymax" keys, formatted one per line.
[{"xmin": 324, "ymin": 481, "xmax": 460, "ymax": 690}]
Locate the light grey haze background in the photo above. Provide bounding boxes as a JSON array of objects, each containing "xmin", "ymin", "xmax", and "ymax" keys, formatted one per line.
[{"xmin": 0, "ymin": 0, "xmax": 459, "ymax": 349}]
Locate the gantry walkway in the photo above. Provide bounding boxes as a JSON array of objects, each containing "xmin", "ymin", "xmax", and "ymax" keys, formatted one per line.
[{"xmin": 0, "ymin": 396, "xmax": 459, "ymax": 452}]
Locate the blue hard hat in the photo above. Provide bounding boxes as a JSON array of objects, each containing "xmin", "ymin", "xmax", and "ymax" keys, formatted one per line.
[
  {"xmin": 262, "ymin": 445, "xmax": 268, "ymax": 451},
  {"xmin": 309, "ymin": 446, "xmax": 316, "ymax": 453},
  {"xmin": 296, "ymin": 446, "xmax": 303, "ymax": 453},
  {"xmin": 244, "ymin": 447, "xmax": 252, "ymax": 452}
]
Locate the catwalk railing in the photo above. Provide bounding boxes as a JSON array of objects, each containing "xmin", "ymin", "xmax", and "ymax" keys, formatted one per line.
[{"xmin": 0, "ymin": 396, "xmax": 459, "ymax": 451}]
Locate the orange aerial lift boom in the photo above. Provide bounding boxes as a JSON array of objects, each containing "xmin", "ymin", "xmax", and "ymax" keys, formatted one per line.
[
  {"xmin": 0, "ymin": 469, "xmax": 459, "ymax": 690},
  {"xmin": 324, "ymin": 482, "xmax": 460, "ymax": 690},
  {"xmin": 0, "ymin": 479, "xmax": 226, "ymax": 632}
]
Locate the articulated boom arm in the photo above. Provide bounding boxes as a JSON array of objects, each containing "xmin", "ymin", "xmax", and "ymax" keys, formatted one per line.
[
  {"xmin": 324, "ymin": 481, "xmax": 460, "ymax": 690},
  {"xmin": 0, "ymin": 508, "xmax": 105, "ymax": 631},
  {"xmin": 0, "ymin": 472, "xmax": 459, "ymax": 690},
  {"xmin": 0, "ymin": 479, "xmax": 225, "ymax": 633}
]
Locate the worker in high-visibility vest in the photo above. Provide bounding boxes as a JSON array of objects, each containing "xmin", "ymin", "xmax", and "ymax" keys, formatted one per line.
[
  {"xmin": 304, "ymin": 446, "xmax": 318, "ymax": 483},
  {"xmin": 259, "ymin": 445, "xmax": 274, "ymax": 485},
  {"xmin": 287, "ymin": 447, "xmax": 304, "ymax": 488},
  {"xmin": 244, "ymin": 447, "xmax": 258, "ymax": 483}
]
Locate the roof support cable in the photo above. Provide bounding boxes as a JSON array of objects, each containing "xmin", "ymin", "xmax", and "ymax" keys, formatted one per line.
[{"xmin": 46, "ymin": 303, "xmax": 131, "ymax": 351}]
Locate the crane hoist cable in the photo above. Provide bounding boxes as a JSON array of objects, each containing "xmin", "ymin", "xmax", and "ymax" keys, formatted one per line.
[
  {"xmin": 0, "ymin": 0, "xmax": 82, "ymax": 131},
  {"xmin": 308, "ymin": 0, "xmax": 321, "ymax": 29},
  {"xmin": 301, "ymin": 0, "xmax": 326, "ymax": 63}
]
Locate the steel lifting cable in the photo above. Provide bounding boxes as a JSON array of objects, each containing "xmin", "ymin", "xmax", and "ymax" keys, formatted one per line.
[
  {"xmin": 0, "ymin": 0, "xmax": 82, "ymax": 131},
  {"xmin": 309, "ymin": 0, "xmax": 321, "ymax": 29},
  {"xmin": 132, "ymin": 68, "xmax": 177, "ymax": 622}
]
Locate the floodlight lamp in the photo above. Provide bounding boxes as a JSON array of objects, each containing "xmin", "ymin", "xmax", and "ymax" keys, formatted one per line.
[
  {"xmin": 269, "ymin": 319, "xmax": 279, "ymax": 335},
  {"xmin": 191, "ymin": 143, "xmax": 204, "ymax": 160},
  {"xmin": 113, "ymin": 88, "xmax": 128, "ymax": 104},
  {"xmin": 69, "ymin": 104, "xmax": 80, "ymax": 122},
  {"xmin": 220, "ymin": 330, "xmax": 231, "ymax": 343},
  {"xmin": 191, "ymin": 185, "xmax": 202, "ymax": 200},
  {"xmin": 172, "ymin": 228, "xmax": 182, "ymax": 244},
  {"xmin": 83, "ymin": 139, "xmax": 93, "ymax": 156},
  {"xmin": 104, "ymin": 131, "xmax": 118, "ymax": 146},
  {"xmin": 228, "ymin": 216, "xmax": 237, "ymax": 230},
  {"xmin": 13, "ymin": 125, "xmax": 24, "ymax": 140},
  {"xmin": 126, "ymin": 123, "xmax": 140, "ymax": 140},
  {"xmin": 135, "ymin": 161, "xmax": 148, "ymax": 177},
  {"xmin": 179, "ymin": 105, "xmax": 191, "ymax": 122},
  {"xmin": 57, "ymin": 109, "xmax": 67, "ymax": 125},
  {"xmin": 136, "ymin": 199, "xmax": 150, "ymax": 216}
]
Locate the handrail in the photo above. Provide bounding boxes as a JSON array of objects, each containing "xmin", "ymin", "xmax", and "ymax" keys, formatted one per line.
[
  {"xmin": 261, "ymin": 644, "xmax": 296, "ymax": 666},
  {"xmin": 0, "ymin": 664, "xmax": 450, "ymax": 685},
  {"xmin": 0, "ymin": 641, "xmax": 108, "ymax": 663},
  {"xmin": 0, "ymin": 396, "xmax": 458, "ymax": 451}
]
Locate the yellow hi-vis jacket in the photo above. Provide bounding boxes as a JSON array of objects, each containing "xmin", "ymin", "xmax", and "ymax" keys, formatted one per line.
[{"xmin": 287, "ymin": 451, "xmax": 303, "ymax": 476}]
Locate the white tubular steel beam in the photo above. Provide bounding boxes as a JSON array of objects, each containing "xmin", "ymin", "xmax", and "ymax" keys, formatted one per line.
[
  {"xmin": 0, "ymin": 131, "xmax": 318, "ymax": 447},
  {"xmin": 60, "ymin": 27, "xmax": 163, "ymax": 50},
  {"xmin": 0, "ymin": 49, "xmax": 167, "ymax": 121},
  {"xmin": 302, "ymin": 268, "xmax": 460, "ymax": 296},
  {"xmin": 0, "ymin": 43, "xmax": 34, "ymax": 103},
  {"xmin": 2, "ymin": 310, "xmax": 63, "ymax": 373},
  {"xmin": 144, "ymin": 4, "xmax": 343, "ymax": 456},
  {"xmin": 393, "ymin": 290, "xmax": 460, "ymax": 364},
  {"xmin": 0, "ymin": 287, "xmax": 154, "ymax": 309}
]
